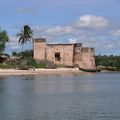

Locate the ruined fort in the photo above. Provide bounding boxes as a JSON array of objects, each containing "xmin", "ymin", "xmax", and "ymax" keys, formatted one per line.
[{"xmin": 33, "ymin": 38, "xmax": 95, "ymax": 68}]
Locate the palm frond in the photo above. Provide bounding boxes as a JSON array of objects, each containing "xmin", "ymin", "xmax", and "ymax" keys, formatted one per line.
[{"xmin": 17, "ymin": 25, "xmax": 33, "ymax": 50}]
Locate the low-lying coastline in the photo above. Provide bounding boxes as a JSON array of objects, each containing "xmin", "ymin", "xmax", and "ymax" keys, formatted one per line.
[
  {"xmin": 0, "ymin": 68, "xmax": 119, "ymax": 76},
  {"xmin": 0, "ymin": 68, "xmax": 82, "ymax": 76}
]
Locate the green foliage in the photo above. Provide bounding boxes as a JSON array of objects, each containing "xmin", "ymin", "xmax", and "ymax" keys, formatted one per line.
[
  {"xmin": 0, "ymin": 28, "xmax": 9, "ymax": 53},
  {"xmin": 27, "ymin": 58, "xmax": 46, "ymax": 68},
  {"xmin": 0, "ymin": 63, "xmax": 16, "ymax": 69},
  {"xmin": 12, "ymin": 51, "xmax": 17, "ymax": 56},
  {"xmin": 11, "ymin": 50, "xmax": 46, "ymax": 68},
  {"xmin": 56, "ymin": 64, "xmax": 66, "ymax": 68},
  {"xmin": 95, "ymin": 55, "xmax": 120, "ymax": 69},
  {"xmin": 12, "ymin": 50, "xmax": 33, "ymax": 58},
  {"xmin": 0, "ymin": 58, "xmax": 46, "ymax": 69},
  {"xmin": 17, "ymin": 25, "xmax": 33, "ymax": 49}
]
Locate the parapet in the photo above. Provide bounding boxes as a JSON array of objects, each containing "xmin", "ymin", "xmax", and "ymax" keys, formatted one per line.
[
  {"xmin": 81, "ymin": 47, "xmax": 94, "ymax": 53},
  {"xmin": 34, "ymin": 38, "xmax": 46, "ymax": 43},
  {"xmin": 74, "ymin": 43, "xmax": 82, "ymax": 47}
]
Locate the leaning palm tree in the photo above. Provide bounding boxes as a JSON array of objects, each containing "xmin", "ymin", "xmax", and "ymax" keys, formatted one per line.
[{"xmin": 17, "ymin": 25, "xmax": 33, "ymax": 50}]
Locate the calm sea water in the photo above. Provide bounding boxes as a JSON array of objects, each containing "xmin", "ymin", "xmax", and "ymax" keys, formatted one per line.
[{"xmin": 0, "ymin": 72, "xmax": 120, "ymax": 120}]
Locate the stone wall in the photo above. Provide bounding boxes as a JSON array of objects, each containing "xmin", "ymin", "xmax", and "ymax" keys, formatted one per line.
[
  {"xmin": 74, "ymin": 47, "xmax": 95, "ymax": 68},
  {"xmin": 33, "ymin": 38, "xmax": 46, "ymax": 61},
  {"xmin": 46, "ymin": 44, "xmax": 74, "ymax": 66},
  {"xmin": 33, "ymin": 38, "xmax": 96, "ymax": 68},
  {"xmin": 81, "ymin": 48, "xmax": 95, "ymax": 68},
  {"xmin": 62, "ymin": 44, "xmax": 74, "ymax": 66}
]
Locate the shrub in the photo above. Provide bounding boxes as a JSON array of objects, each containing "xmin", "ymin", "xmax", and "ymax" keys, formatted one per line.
[
  {"xmin": 0, "ymin": 63, "xmax": 16, "ymax": 69},
  {"xmin": 27, "ymin": 58, "xmax": 46, "ymax": 68}
]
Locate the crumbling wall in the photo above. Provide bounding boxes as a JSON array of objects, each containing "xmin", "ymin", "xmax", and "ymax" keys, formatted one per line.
[
  {"xmin": 62, "ymin": 45, "xmax": 74, "ymax": 66},
  {"xmin": 74, "ymin": 47, "xmax": 95, "ymax": 68},
  {"xmin": 33, "ymin": 38, "xmax": 95, "ymax": 68},
  {"xmin": 46, "ymin": 44, "xmax": 63, "ymax": 64},
  {"xmin": 46, "ymin": 44, "xmax": 74, "ymax": 66},
  {"xmin": 46, "ymin": 45, "xmax": 53, "ymax": 61},
  {"xmin": 81, "ymin": 48, "xmax": 95, "ymax": 68},
  {"xmin": 33, "ymin": 38, "xmax": 46, "ymax": 61},
  {"xmin": 73, "ymin": 46, "xmax": 83, "ymax": 67}
]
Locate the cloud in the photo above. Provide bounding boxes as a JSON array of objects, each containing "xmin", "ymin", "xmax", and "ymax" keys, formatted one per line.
[
  {"xmin": 6, "ymin": 37, "xmax": 21, "ymax": 50},
  {"xmin": 75, "ymin": 15, "xmax": 109, "ymax": 28},
  {"xmin": 32, "ymin": 15, "xmax": 120, "ymax": 54},
  {"xmin": 68, "ymin": 38, "xmax": 77, "ymax": 43},
  {"xmin": 17, "ymin": 8, "xmax": 37, "ymax": 15},
  {"xmin": 33, "ymin": 15, "xmax": 109, "ymax": 37},
  {"xmin": 33, "ymin": 15, "xmax": 110, "ymax": 40},
  {"xmin": 112, "ymin": 29, "xmax": 120, "ymax": 36},
  {"xmin": 6, "ymin": 36, "xmax": 33, "ymax": 54},
  {"xmin": 45, "ymin": 26, "xmax": 73, "ymax": 36}
]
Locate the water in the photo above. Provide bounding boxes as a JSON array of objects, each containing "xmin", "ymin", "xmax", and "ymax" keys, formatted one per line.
[{"xmin": 0, "ymin": 72, "xmax": 120, "ymax": 120}]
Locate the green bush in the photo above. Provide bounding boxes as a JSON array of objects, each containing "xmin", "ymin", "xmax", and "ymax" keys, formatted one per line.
[
  {"xmin": 0, "ymin": 63, "xmax": 16, "ymax": 69},
  {"xmin": 12, "ymin": 50, "xmax": 33, "ymax": 58},
  {"xmin": 56, "ymin": 64, "xmax": 66, "ymax": 68},
  {"xmin": 27, "ymin": 58, "xmax": 46, "ymax": 68},
  {"xmin": 95, "ymin": 55, "xmax": 120, "ymax": 69}
]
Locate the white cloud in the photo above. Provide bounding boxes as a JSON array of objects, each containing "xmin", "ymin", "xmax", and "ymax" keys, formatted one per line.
[
  {"xmin": 8, "ymin": 15, "xmax": 119, "ymax": 54},
  {"xmin": 75, "ymin": 15, "xmax": 109, "ymax": 28},
  {"xmin": 33, "ymin": 15, "xmax": 110, "ymax": 44},
  {"xmin": 112, "ymin": 29, "xmax": 120, "ymax": 36},
  {"xmin": 68, "ymin": 38, "xmax": 77, "ymax": 43},
  {"xmin": 6, "ymin": 37, "xmax": 21, "ymax": 50},
  {"xmin": 6, "ymin": 36, "xmax": 33, "ymax": 54},
  {"xmin": 33, "ymin": 15, "xmax": 109, "ymax": 39},
  {"xmin": 45, "ymin": 26, "xmax": 73, "ymax": 36}
]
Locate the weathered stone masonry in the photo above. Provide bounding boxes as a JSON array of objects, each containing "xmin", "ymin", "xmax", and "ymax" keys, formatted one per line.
[{"xmin": 33, "ymin": 38, "xmax": 95, "ymax": 68}]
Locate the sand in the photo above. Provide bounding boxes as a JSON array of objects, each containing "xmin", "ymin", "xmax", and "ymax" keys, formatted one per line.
[{"xmin": 0, "ymin": 68, "xmax": 82, "ymax": 76}]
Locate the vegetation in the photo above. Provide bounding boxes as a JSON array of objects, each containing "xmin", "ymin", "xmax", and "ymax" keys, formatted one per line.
[
  {"xmin": 27, "ymin": 58, "xmax": 46, "ymax": 68},
  {"xmin": 12, "ymin": 50, "xmax": 33, "ymax": 58},
  {"xmin": 0, "ymin": 63, "xmax": 16, "ymax": 69},
  {"xmin": 0, "ymin": 28, "xmax": 9, "ymax": 53},
  {"xmin": 2, "ymin": 51, "xmax": 120, "ymax": 70},
  {"xmin": 11, "ymin": 50, "xmax": 56, "ymax": 69},
  {"xmin": 0, "ymin": 50, "xmax": 46, "ymax": 69},
  {"xmin": 95, "ymin": 55, "xmax": 120, "ymax": 70},
  {"xmin": 0, "ymin": 58, "xmax": 47, "ymax": 69},
  {"xmin": 17, "ymin": 25, "xmax": 33, "ymax": 50}
]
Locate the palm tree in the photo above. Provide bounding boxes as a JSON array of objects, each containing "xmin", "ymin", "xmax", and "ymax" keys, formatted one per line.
[{"xmin": 17, "ymin": 25, "xmax": 33, "ymax": 50}]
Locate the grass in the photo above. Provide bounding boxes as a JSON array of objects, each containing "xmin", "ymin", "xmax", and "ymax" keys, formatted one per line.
[{"xmin": 0, "ymin": 63, "xmax": 16, "ymax": 69}]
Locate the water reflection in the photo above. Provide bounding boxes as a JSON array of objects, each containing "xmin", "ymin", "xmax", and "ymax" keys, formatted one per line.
[
  {"xmin": 0, "ymin": 76, "xmax": 6, "ymax": 94},
  {"xmin": 0, "ymin": 73, "xmax": 120, "ymax": 120}
]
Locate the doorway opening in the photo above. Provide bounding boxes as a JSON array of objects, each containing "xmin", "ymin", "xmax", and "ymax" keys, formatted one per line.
[{"xmin": 55, "ymin": 53, "xmax": 61, "ymax": 62}]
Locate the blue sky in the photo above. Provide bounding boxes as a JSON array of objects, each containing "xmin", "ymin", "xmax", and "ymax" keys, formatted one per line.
[{"xmin": 0, "ymin": 0, "xmax": 120, "ymax": 55}]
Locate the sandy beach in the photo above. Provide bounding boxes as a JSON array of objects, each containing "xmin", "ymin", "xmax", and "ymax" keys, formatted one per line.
[{"xmin": 0, "ymin": 68, "xmax": 82, "ymax": 75}]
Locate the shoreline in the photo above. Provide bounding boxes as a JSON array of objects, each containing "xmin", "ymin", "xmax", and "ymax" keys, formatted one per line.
[
  {"xmin": 0, "ymin": 68, "xmax": 119, "ymax": 76},
  {"xmin": 0, "ymin": 68, "xmax": 82, "ymax": 76}
]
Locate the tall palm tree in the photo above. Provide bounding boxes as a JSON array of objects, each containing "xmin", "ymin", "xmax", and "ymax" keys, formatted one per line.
[{"xmin": 17, "ymin": 25, "xmax": 33, "ymax": 50}]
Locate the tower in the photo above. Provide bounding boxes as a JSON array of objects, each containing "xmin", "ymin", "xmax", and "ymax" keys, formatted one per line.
[{"xmin": 33, "ymin": 38, "xmax": 46, "ymax": 61}]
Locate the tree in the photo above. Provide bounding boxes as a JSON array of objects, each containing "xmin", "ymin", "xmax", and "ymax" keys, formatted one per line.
[
  {"xmin": 12, "ymin": 50, "xmax": 33, "ymax": 58},
  {"xmin": 17, "ymin": 25, "xmax": 33, "ymax": 50},
  {"xmin": 0, "ymin": 28, "xmax": 9, "ymax": 53}
]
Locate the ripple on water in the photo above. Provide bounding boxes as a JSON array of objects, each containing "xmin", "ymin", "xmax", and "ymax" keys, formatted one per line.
[{"xmin": 0, "ymin": 73, "xmax": 120, "ymax": 120}]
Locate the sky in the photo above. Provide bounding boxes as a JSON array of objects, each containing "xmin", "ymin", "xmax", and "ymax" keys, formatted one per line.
[{"xmin": 0, "ymin": 0, "xmax": 120, "ymax": 55}]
